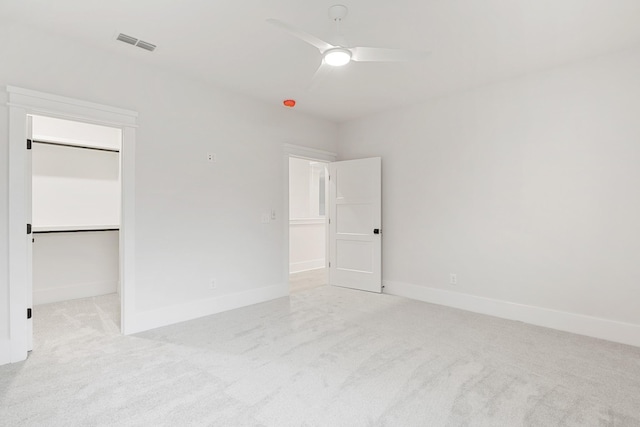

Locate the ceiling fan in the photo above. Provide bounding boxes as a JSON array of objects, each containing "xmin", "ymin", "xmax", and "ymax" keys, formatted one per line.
[{"xmin": 267, "ymin": 4, "xmax": 430, "ymax": 89}]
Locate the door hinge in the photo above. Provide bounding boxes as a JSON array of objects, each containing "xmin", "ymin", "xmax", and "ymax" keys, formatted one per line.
[
  {"xmin": 27, "ymin": 308, "xmax": 32, "ymax": 319},
  {"xmin": 328, "ymin": 218, "xmax": 331, "ymax": 224},
  {"xmin": 329, "ymin": 262, "xmax": 331, "ymax": 267},
  {"xmin": 27, "ymin": 223, "xmax": 32, "ymax": 235},
  {"xmin": 27, "ymin": 139, "xmax": 32, "ymax": 150}
]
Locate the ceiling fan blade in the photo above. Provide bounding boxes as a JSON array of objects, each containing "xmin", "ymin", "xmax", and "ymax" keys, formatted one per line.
[
  {"xmin": 308, "ymin": 62, "xmax": 334, "ymax": 91},
  {"xmin": 267, "ymin": 19, "xmax": 334, "ymax": 53},
  {"xmin": 351, "ymin": 47, "xmax": 430, "ymax": 62}
]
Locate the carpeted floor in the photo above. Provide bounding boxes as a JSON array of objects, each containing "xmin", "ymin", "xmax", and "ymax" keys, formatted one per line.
[
  {"xmin": 289, "ymin": 268, "xmax": 326, "ymax": 293},
  {"xmin": 1, "ymin": 286, "xmax": 639, "ymax": 426}
]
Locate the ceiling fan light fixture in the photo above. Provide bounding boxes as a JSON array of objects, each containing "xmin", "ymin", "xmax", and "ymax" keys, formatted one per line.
[{"xmin": 324, "ymin": 48, "xmax": 351, "ymax": 66}]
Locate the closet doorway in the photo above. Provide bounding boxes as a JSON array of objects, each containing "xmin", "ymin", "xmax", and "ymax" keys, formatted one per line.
[
  {"xmin": 30, "ymin": 115, "xmax": 123, "ymax": 345},
  {"xmin": 288, "ymin": 156, "xmax": 329, "ymax": 293}
]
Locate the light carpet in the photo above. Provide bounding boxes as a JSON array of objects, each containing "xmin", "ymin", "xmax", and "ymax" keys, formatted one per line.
[
  {"xmin": 1, "ymin": 286, "xmax": 639, "ymax": 426},
  {"xmin": 289, "ymin": 268, "xmax": 326, "ymax": 293}
]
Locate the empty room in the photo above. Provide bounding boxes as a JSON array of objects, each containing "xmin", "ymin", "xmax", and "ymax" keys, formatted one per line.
[{"xmin": 1, "ymin": 1, "xmax": 639, "ymax": 426}]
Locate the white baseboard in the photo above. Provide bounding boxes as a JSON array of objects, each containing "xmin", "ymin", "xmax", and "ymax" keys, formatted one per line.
[
  {"xmin": 0, "ymin": 340, "xmax": 10, "ymax": 366},
  {"xmin": 290, "ymin": 259, "xmax": 325, "ymax": 274},
  {"xmin": 383, "ymin": 280, "xmax": 640, "ymax": 348},
  {"xmin": 128, "ymin": 283, "xmax": 289, "ymax": 335},
  {"xmin": 34, "ymin": 281, "xmax": 118, "ymax": 305}
]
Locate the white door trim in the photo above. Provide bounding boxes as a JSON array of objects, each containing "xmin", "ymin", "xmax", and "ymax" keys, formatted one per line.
[
  {"xmin": 6, "ymin": 86, "xmax": 138, "ymax": 364},
  {"xmin": 282, "ymin": 144, "xmax": 336, "ymax": 292},
  {"xmin": 283, "ymin": 144, "xmax": 336, "ymax": 163}
]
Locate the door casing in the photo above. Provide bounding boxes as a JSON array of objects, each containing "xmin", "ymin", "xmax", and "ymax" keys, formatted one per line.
[
  {"xmin": 283, "ymin": 144, "xmax": 336, "ymax": 291},
  {"xmin": 6, "ymin": 86, "xmax": 137, "ymax": 364}
]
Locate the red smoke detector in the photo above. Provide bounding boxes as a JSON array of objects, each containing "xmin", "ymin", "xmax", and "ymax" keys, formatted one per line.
[{"xmin": 283, "ymin": 99, "xmax": 296, "ymax": 108}]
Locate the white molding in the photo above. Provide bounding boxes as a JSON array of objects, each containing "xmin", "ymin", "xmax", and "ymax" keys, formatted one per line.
[
  {"xmin": 289, "ymin": 218, "xmax": 326, "ymax": 225},
  {"xmin": 129, "ymin": 283, "xmax": 288, "ymax": 334},
  {"xmin": 383, "ymin": 280, "xmax": 640, "ymax": 348},
  {"xmin": 8, "ymin": 105, "xmax": 29, "ymax": 363},
  {"xmin": 7, "ymin": 86, "xmax": 137, "ymax": 125},
  {"xmin": 4, "ymin": 86, "xmax": 137, "ymax": 365},
  {"xmin": 120, "ymin": 126, "xmax": 136, "ymax": 335},
  {"xmin": 290, "ymin": 259, "xmax": 326, "ymax": 274},
  {"xmin": 0, "ymin": 341, "xmax": 9, "ymax": 366},
  {"xmin": 283, "ymin": 143, "xmax": 337, "ymax": 162},
  {"xmin": 34, "ymin": 281, "xmax": 118, "ymax": 305}
]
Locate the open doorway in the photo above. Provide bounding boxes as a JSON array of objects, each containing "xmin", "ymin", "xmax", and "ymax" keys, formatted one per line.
[
  {"xmin": 6, "ymin": 86, "xmax": 136, "ymax": 363},
  {"xmin": 288, "ymin": 156, "xmax": 329, "ymax": 293},
  {"xmin": 30, "ymin": 115, "xmax": 122, "ymax": 347}
]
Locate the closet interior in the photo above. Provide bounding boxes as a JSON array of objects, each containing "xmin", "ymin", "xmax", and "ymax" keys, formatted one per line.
[{"xmin": 31, "ymin": 115, "xmax": 122, "ymax": 307}]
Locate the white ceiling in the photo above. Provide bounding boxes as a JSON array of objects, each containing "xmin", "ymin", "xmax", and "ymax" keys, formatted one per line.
[{"xmin": 3, "ymin": 0, "xmax": 640, "ymax": 122}]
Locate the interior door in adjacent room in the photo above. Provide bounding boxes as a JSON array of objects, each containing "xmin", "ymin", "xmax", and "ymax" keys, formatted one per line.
[{"xmin": 328, "ymin": 157, "xmax": 381, "ymax": 293}]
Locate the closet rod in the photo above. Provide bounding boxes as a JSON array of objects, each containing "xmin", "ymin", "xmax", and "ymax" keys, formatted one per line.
[
  {"xmin": 33, "ymin": 228, "xmax": 119, "ymax": 234},
  {"xmin": 33, "ymin": 139, "xmax": 120, "ymax": 153}
]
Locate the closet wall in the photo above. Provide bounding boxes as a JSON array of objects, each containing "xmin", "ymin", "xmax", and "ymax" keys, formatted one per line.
[
  {"xmin": 32, "ymin": 115, "xmax": 121, "ymax": 305},
  {"xmin": 289, "ymin": 158, "xmax": 326, "ymax": 273}
]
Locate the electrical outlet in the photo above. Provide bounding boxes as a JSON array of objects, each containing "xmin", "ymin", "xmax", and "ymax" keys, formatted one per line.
[
  {"xmin": 261, "ymin": 211, "xmax": 270, "ymax": 223},
  {"xmin": 449, "ymin": 273, "xmax": 457, "ymax": 285},
  {"xmin": 207, "ymin": 153, "xmax": 216, "ymax": 162},
  {"xmin": 209, "ymin": 279, "xmax": 216, "ymax": 290}
]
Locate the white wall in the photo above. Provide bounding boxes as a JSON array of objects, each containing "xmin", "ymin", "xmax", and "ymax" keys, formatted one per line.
[
  {"xmin": 33, "ymin": 231, "xmax": 119, "ymax": 305},
  {"xmin": 290, "ymin": 220, "xmax": 326, "ymax": 273},
  {"xmin": 289, "ymin": 157, "xmax": 313, "ymax": 219},
  {"xmin": 289, "ymin": 157, "xmax": 326, "ymax": 273},
  {"xmin": 32, "ymin": 142, "xmax": 120, "ymax": 228},
  {"xmin": 338, "ymin": 47, "xmax": 640, "ymax": 345},
  {"xmin": 0, "ymin": 21, "xmax": 338, "ymax": 358},
  {"xmin": 33, "ymin": 115, "xmax": 122, "ymax": 151}
]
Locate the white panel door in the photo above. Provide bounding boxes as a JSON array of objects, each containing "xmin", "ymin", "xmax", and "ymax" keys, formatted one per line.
[
  {"xmin": 26, "ymin": 115, "xmax": 33, "ymax": 351},
  {"xmin": 329, "ymin": 157, "xmax": 381, "ymax": 293}
]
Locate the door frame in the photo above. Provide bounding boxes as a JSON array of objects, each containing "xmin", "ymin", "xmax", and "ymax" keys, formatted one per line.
[
  {"xmin": 6, "ymin": 86, "xmax": 138, "ymax": 363},
  {"xmin": 282, "ymin": 144, "xmax": 336, "ymax": 292}
]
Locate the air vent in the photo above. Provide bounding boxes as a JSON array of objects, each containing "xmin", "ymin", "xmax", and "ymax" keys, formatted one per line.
[
  {"xmin": 116, "ymin": 33, "xmax": 157, "ymax": 52},
  {"xmin": 135, "ymin": 40, "xmax": 156, "ymax": 52},
  {"xmin": 116, "ymin": 33, "xmax": 138, "ymax": 45}
]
